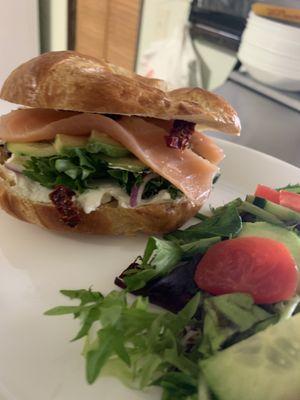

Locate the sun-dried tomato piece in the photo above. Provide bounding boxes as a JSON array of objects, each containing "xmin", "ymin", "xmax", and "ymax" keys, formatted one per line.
[
  {"xmin": 165, "ymin": 120, "xmax": 195, "ymax": 150},
  {"xmin": 49, "ymin": 185, "xmax": 81, "ymax": 227}
]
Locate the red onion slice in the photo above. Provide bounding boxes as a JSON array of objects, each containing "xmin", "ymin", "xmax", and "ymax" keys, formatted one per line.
[
  {"xmin": 130, "ymin": 184, "xmax": 139, "ymax": 207},
  {"xmin": 130, "ymin": 173, "xmax": 158, "ymax": 208}
]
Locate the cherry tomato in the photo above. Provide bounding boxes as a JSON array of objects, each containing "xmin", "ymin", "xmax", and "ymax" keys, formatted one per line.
[
  {"xmin": 255, "ymin": 184, "xmax": 280, "ymax": 203},
  {"xmin": 279, "ymin": 190, "xmax": 300, "ymax": 213},
  {"xmin": 194, "ymin": 237, "xmax": 298, "ymax": 304}
]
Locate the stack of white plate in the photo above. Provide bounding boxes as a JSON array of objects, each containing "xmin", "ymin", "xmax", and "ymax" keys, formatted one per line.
[{"xmin": 238, "ymin": 12, "xmax": 300, "ymax": 91}]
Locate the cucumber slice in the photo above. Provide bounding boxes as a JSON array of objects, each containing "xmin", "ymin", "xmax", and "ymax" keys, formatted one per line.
[
  {"xmin": 238, "ymin": 201, "xmax": 285, "ymax": 226},
  {"xmin": 247, "ymin": 195, "xmax": 300, "ymax": 224},
  {"xmin": 200, "ymin": 314, "xmax": 300, "ymax": 400}
]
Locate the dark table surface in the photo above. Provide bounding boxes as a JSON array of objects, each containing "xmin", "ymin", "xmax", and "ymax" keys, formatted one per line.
[{"xmin": 212, "ymin": 80, "xmax": 300, "ymax": 168}]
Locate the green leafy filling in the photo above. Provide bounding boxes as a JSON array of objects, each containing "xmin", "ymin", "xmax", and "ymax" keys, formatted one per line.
[{"xmin": 23, "ymin": 149, "xmax": 181, "ymax": 199}]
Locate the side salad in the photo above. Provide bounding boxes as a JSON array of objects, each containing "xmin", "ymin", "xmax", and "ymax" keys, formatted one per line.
[{"xmin": 45, "ymin": 183, "xmax": 300, "ymax": 400}]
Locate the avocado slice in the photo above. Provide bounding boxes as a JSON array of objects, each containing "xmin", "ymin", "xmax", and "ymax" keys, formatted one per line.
[
  {"xmin": 54, "ymin": 134, "xmax": 88, "ymax": 155},
  {"xmin": 238, "ymin": 221, "xmax": 300, "ymax": 267},
  {"xmin": 7, "ymin": 142, "xmax": 57, "ymax": 157},
  {"xmin": 87, "ymin": 130, "xmax": 129, "ymax": 158},
  {"xmin": 102, "ymin": 155, "xmax": 147, "ymax": 172},
  {"xmin": 200, "ymin": 313, "xmax": 300, "ymax": 400}
]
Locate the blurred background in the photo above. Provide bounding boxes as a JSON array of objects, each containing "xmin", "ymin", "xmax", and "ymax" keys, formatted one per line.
[{"xmin": 0, "ymin": 0, "xmax": 299, "ymax": 165}]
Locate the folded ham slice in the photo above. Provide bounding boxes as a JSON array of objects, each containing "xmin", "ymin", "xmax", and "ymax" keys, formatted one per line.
[
  {"xmin": 191, "ymin": 131, "xmax": 225, "ymax": 165},
  {"xmin": 116, "ymin": 117, "xmax": 218, "ymax": 205},
  {"xmin": 0, "ymin": 109, "xmax": 219, "ymax": 204},
  {"xmin": 0, "ymin": 108, "xmax": 86, "ymax": 142}
]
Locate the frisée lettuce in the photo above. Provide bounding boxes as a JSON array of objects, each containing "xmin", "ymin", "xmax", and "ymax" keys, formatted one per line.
[{"xmin": 45, "ymin": 289, "xmax": 298, "ymax": 400}]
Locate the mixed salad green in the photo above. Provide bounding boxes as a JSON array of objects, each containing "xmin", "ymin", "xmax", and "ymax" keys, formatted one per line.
[{"xmin": 45, "ymin": 183, "xmax": 300, "ymax": 400}]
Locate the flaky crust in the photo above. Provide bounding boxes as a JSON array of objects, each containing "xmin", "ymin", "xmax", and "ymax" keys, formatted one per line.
[
  {"xmin": 0, "ymin": 171, "xmax": 201, "ymax": 235},
  {"xmin": 0, "ymin": 51, "xmax": 240, "ymax": 135}
]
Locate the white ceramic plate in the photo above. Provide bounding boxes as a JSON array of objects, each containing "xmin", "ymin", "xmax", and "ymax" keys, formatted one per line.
[
  {"xmin": 0, "ymin": 139, "xmax": 299, "ymax": 400},
  {"xmin": 238, "ymin": 58, "xmax": 300, "ymax": 92}
]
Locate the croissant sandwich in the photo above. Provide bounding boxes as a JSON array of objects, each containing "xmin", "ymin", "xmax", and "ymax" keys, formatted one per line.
[{"xmin": 0, "ymin": 51, "xmax": 240, "ymax": 235}]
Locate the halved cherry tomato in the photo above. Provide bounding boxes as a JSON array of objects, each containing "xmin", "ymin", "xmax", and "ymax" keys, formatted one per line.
[
  {"xmin": 279, "ymin": 190, "xmax": 300, "ymax": 213},
  {"xmin": 255, "ymin": 184, "xmax": 280, "ymax": 203},
  {"xmin": 194, "ymin": 237, "xmax": 297, "ymax": 304}
]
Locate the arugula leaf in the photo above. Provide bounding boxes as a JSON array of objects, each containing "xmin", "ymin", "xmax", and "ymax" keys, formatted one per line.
[
  {"xmin": 166, "ymin": 204, "xmax": 242, "ymax": 244},
  {"xmin": 75, "ymin": 148, "xmax": 95, "ymax": 170},
  {"xmin": 24, "ymin": 156, "xmax": 88, "ymax": 192},
  {"xmin": 143, "ymin": 237, "xmax": 182, "ymax": 268},
  {"xmin": 86, "ymin": 326, "xmax": 131, "ymax": 384},
  {"xmin": 181, "ymin": 237, "xmax": 221, "ymax": 258},
  {"xmin": 123, "ymin": 269, "xmax": 158, "ymax": 292},
  {"xmin": 71, "ymin": 307, "xmax": 100, "ymax": 341},
  {"xmin": 60, "ymin": 288, "xmax": 103, "ymax": 304},
  {"xmin": 45, "ymin": 289, "xmax": 104, "ymax": 339},
  {"xmin": 23, "ymin": 151, "xmax": 137, "ymax": 193},
  {"xmin": 123, "ymin": 237, "xmax": 182, "ymax": 291},
  {"xmin": 44, "ymin": 305, "xmax": 88, "ymax": 315},
  {"xmin": 99, "ymin": 290, "xmax": 126, "ymax": 327},
  {"xmin": 211, "ymin": 198, "xmax": 243, "ymax": 215},
  {"xmin": 86, "ymin": 328, "xmax": 114, "ymax": 383}
]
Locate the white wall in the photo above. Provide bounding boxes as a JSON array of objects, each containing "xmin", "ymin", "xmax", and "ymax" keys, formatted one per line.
[{"xmin": 0, "ymin": 0, "xmax": 39, "ymax": 113}]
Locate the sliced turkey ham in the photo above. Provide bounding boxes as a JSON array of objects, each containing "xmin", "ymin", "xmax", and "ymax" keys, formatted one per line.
[
  {"xmin": 0, "ymin": 109, "xmax": 91, "ymax": 142},
  {"xmin": 0, "ymin": 109, "xmax": 219, "ymax": 204},
  {"xmin": 191, "ymin": 131, "xmax": 225, "ymax": 165},
  {"xmin": 116, "ymin": 117, "xmax": 218, "ymax": 204},
  {"xmin": 136, "ymin": 118, "xmax": 224, "ymax": 165}
]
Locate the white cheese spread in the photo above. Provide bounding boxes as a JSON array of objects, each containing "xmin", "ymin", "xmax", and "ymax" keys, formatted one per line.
[
  {"xmin": 13, "ymin": 174, "xmax": 52, "ymax": 203},
  {"xmin": 7, "ymin": 169, "xmax": 176, "ymax": 213}
]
